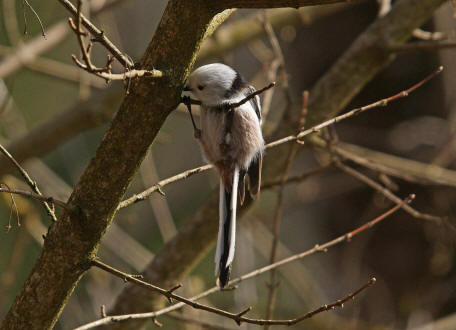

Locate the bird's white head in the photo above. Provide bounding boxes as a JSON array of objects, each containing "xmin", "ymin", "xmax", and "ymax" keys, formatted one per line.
[{"xmin": 184, "ymin": 63, "xmax": 247, "ymax": 107}]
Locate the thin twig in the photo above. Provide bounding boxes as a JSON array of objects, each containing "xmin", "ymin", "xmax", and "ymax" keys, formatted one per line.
[
  {"xmin": 68, "ymin": 0, "xmax": 163, "ymax": 82},
  {"xmin": 412, "ymin": 28, "xmax": 446, "ymax": 41},
  {"xmin": 149, "ymin": 195, "xmax": 412, "ymax": 318},
  {"xmin": 22, "ymin": 0, "xmax": 46, "ymax": 37},
  {"xmin": 260, "ymin": 11, "xmax": 291, "ymax": 119},
  {"xmin": 223, "ymin": 82, "xmax": 276, "ymax": 110},
  {"xmin": 184, "ymin": 82, "xmax": 276, "ymax": 109},
  {"xmin": 81, "ymin": 259, "xmax": 376, "ymax": 329},
  {"xmin": 119, "ymin": 163, "xmax": 330, "ymax": 211},
  {"xmin": 266, "ymin": 66, "xmax": 443, "ymax": 148},
  {"xmin": 168, "ymin": 313, "xmax": 237, "ymax": 330},
  {"xmin": 261, "ymin": 165, "xmax": 333, "ymax": 189},
  {"xmin": 123, "ymin": 68, "xmax": 442, "ymax": 210},
  {"xmin": 336, "ymin": 161, "xmax": 444, "ymax": 223},
  {"xmin": 0, "ymin": 187, "xmax": 70, "ymax": 210},
  {"xmin": 0, "ymin": 183, "xmax": 20, "ymax": 231},
  {"xmin": 100, "ymin": 305, "xmax": 106, "ymax": 318},
  {"xmin": 0, "ymin": 143, "xmax": 57, "ymax": 222},
  {"xmin": 71, "ymin": 57, "xmax": 164, "ymax": 81},
  {"xmin": 118, "ymin": 164, "xmax": 213, "ymax": 210},
  {"xmin": 262, "ymin": 16, "xmax": 293, "ymax": 323},
  {"xmin": 58, "ymin": 0, "xmax": 132, "ymax": 67},
  {"xmin": 265, "ymin": 91, "xmax": 308, "ymax": 325},
  {"xmin": 377, "ymin": 0, "xmax": 446, "ymax": 41},
  {"xmin": 75, "ymin": 196, "xmax": 412, "ymax": 329}
]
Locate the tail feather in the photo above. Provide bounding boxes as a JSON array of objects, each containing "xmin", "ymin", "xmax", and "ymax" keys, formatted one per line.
[
  {"xmin": 247, "ymin": 154, "xmax": 262, "ymax": 199},
  {"xmin": 215, "ymin": 166, "xmax": 239, "ymax": 287},
  {"xmin": 238, "ymin": 170, "xmax": 246, "ymax": 206},
  {"xmin": 215, "ymin": 181, "xmax": 227, "ymax": 276}
]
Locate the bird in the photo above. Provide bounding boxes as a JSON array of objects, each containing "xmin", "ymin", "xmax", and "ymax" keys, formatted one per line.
[{"xmin": 184, "ymin": 63, "xmax": 264, "ymax": 287}]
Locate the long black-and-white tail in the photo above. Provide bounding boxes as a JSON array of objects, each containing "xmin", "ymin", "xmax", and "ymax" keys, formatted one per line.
[{"xmin": 215, "ymin": 166, "xmax": 239, "ymax": 288}]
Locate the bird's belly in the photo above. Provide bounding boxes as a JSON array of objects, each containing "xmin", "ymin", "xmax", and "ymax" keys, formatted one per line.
[
  {"xmin": 199, "ymin": 107, "xmax": 264, "ymax": 170},
  {"xmin": 199, "ymin": 109, "xmax": 225, "ymax": 165},
  {"xmin": 229, "ymin": 107, "xmax": 264, "ymax": 169}
]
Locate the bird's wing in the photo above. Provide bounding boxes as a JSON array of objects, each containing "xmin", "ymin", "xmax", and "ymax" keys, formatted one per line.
[
  {"xmin": 247, "ymin": 153, "xmax": 262, "ymax": 199},
  {"xmin": 247, "ymin": 85, "xmax": 262, "ymax": 122}
]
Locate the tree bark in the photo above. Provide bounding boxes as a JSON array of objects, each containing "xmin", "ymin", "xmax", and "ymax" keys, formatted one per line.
[
  {"xmin": 305, "ymin": 0, "xmax": 448, "ymax": 128},
  {"xmin": 0, "ymin": 0, "xmax": 446, "ymax": 328},
  {"xmin": 218, "ymin": 0, "xmax": 349, "ymax": 9},
  {"xmin": 107, "ymin": 0, "xmax": 448, "ymax": 329},
  {"xmin": 0, "ymin": 1, "xmax": 228, "ymax": 328},
  {"xmin": 0, "ymin": 5, "xmax": 343, "ymax": 178}
]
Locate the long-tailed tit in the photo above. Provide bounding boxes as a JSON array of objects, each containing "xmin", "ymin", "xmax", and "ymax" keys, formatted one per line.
[{"xmin": 184, "ymin": 63, "xmax": 264, "ymax": 287}]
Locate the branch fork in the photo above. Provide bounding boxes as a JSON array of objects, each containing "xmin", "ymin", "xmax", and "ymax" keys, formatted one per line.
[{"xmin": 68, "ymin": 0, "xmax": 164, "ymax": 84}]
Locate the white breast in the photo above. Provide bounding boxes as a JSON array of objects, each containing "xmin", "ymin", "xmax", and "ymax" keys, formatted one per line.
[{"xmin": 198, "ymin": 103, "xmax": 264, "ymax": 170}]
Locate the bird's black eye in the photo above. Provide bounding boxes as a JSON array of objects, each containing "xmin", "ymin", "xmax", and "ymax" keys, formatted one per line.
[{"xmin": 197, "ymin": 85, "xmax": 205, "ymax": 91}]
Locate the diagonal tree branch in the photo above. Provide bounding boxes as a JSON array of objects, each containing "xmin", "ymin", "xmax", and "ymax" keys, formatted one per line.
[
  {"xmin": 267, "ymin": 66, "xmax": 443, "ymax": 148},
  {"xmin": 81, "ymin": 194, "xmax": 412, "ymax": 329},
  {"xmin": 0, "ymin": 85, "xmax": 122, "ymax": 178},
  {"xmin": 107, "ymin": 1, "xmax": 448, "ymax": 329},
  {"xmin": 0, "ymin": 0, "xmax": 128, "ymax": 79},
  {"xmin": 217, "ymin": 0, "xmax": 351, "ymax": 9},
  {"xmin": 0, "ymin": 187, "xmax": 69, "ymax": 210},
  {"xmin": 81, "ymin": 257, "xmax": 376, "ymax": 328},
  {"xmin": 0, "ymin": 1, "xmax": 232, "ymax": 328},
  {"xmin": 0, "ymin": 143, "xmax": 58, "ymax": 222},
  {"xmin": 58, "ymin": 0, "xmax": 133, "ymax": 67},
  {"xmin": 0, "ymin": 4, "xmax": 344, "ymax": 180},
  {"xmin": 115, "ymin": 66, "xmax": 441, "ymax": 213},
  {"xmin": 335, "ymin": 161, "xmax": 445, "ymax": 223},
  {"xmin": 324, "ymin": 140, "xmax": 456, "ymax": 188},
  {"xmin": 304, "ymin": 0, "xmax": 448, "ymax": 128},
  {"xmin": 0, "ymin": 7, "xmax": 309, "ymax": 178}
]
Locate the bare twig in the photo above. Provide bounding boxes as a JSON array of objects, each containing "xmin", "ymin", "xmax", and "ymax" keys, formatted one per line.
[
  {"xmin": 76, "ymin": 196, "xmax": 411, "ymax": 329},
  {"xmin": 0, "ymin": 187, "xmax": 69, "ymax": 211},
  {"xmin": 377, "ymin": 0, "xmax": 391, "ymax": 17},
  {"xmin": 58, "ymin": 0, "xmax": 132, "ymax": 67},
  {"xmin": 261, "ymin": 165, "xmax": 333, "ymax": 189},
  {"xmin": 119, "ymin": 164, "xmax": 331, "ymax": 211},
  {"xmin": 218, "ymin": 0, "xmax": 350, "ymax": 9},
  {"xmin": 0, "ymin": 0, "xmax": 128, "ymax": 79},
  {"xmin": 377, "ymin": 0, "xmax": 446, "ymax": 40},
  {"xmin": 226, "ymin": 82, "xmax": 276, "ymax": 110},
  {"xmin": 265, "ymin": 91, "xmax": 308, "ymax": 325},
  {"xmin": 100, "ymin": 305, "xmax": 106, "ymax": 319},
  {"xmin": 22, "ymin": 0, "xmax": 46, "ymax": 37},
  {"xmin": 80, "ymin": 258, "xmax": 376, "ymax": 329},
  {"xmin": 260, "ymin": 11, "xmax": 291, "ymax": 119},
  {"xmin": 121, "ymin": 68, "xmax": 441, "ymax": 211},
  {"xmin": 336, "ymin": 161, "xmax": 445, "ymax": 224},
  {"xmin": 0, "ymin": 143, "xmax": 57, "ymax": 222},
  {"xmin": 182, "ymin": 80, "xmax": 275, "ymax": 139},
  {"xmin": 168, "ymin": 313, "xmax": 237, "ymax": 330},
  {"xmin": 183, "ymin": 82, "xmax": 276, "ymax": 109},
  {"xmin": 267, "ymin": 66, "xmax": 443, "ymax": 148},
  {"xmin": 68, "ymin": 0, "xmax": 163, "ymax": 82},
  {"xmin": 412, "ymin": 28, "xmax": 446, "ymax": 41},
  {"xmin": 262, "ymin": 18, "xmax": 294, "ymax": 324},
  {"xmin": 71, "ymin": 57, "xmax": 164, "ymax": 81},
  {"xmin": 325, "ymin": 140, "xmax": 456, "ymax": 188},
  {"xmin": 1, "ymin": 183, "xmax": 20, "ymax": 231},
  {"xmin": 150, "ymin": 194, "xmax": 412, "ymax": 318},
  {"xmin": 118, "ymin": 164, "xmax": 213, "ymax": 210}
]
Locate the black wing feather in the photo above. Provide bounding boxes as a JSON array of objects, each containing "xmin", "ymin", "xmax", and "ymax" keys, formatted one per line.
[
  {"xmin": 247, "ymin": 154, "xmax": 262, "ymax": 199},
  {"xmin": 246, "ymin": 85, "xmax": 262, "ymax": 121}
]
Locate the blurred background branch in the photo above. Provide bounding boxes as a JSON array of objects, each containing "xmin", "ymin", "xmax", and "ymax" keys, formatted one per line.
[{"xmin": 0, "ymin": 0, "xmax": 455, "ymax": 329}]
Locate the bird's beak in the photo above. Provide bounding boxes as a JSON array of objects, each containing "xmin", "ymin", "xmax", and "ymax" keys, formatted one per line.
[{"xmin": 183, "ymin": 85, "xmax": 191, "ymax": 91}]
